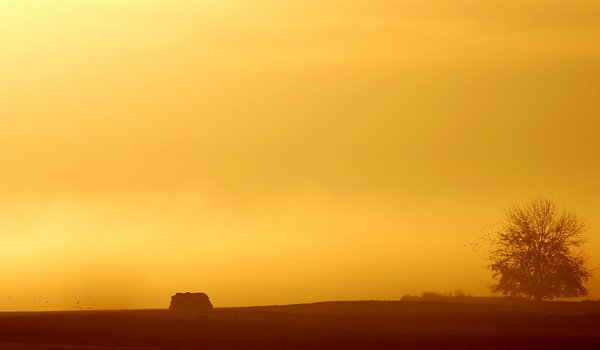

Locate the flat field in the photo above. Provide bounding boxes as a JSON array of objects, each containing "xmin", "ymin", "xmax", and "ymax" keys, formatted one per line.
[{"xmin": 1, "ymin": 300, "xmax": 599, "ymax": 349}]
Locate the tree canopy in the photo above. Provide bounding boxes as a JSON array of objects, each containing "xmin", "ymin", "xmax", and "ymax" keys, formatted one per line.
[{"xmin": 489, "ymin": 199, "xmax": 591, "ymax": 301}]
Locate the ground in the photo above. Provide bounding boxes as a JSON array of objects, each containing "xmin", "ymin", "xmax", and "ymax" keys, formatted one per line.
[{"xmin": 0, "ymin": 300, "xmax": 599, "ymax": 349}]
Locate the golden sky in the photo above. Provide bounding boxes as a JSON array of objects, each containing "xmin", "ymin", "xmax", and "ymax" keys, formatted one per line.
[{"xmin": 1, "ymin": 0, "xmax": 600, "ymax": 310}]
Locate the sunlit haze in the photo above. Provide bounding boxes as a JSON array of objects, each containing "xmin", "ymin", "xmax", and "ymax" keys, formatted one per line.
[{"xmin": 1, "ymin": 0, "xmax": 599, "ymax": 311}]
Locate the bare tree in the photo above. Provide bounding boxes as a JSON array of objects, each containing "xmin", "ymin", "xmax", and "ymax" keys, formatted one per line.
[{"xmin": 490, "ymin": 198, "xmax": 591, "ymax": 301}]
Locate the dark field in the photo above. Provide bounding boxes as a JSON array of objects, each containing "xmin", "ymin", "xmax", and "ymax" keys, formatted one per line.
[{"xmin": 1, "ymin": 300, "xmax": 600, "ymax": 349}]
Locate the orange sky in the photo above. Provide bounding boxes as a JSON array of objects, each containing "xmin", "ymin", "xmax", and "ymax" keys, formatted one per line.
[{"xmin": 1, "ymin": 1, "xmax": 600, "ymax": 310}]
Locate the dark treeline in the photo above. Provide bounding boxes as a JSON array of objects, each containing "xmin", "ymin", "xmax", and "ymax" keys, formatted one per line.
[{"xmin": 401, "ymin": 291, "xmax": 599, "ymax": 304}]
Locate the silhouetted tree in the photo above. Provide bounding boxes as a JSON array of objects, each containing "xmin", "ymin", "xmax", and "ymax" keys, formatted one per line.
[{"xmin": 489, "ymin": 199, "xmax": 591, "ymax": 301}]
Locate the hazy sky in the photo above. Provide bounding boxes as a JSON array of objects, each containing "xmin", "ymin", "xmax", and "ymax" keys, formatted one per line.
[{"xmin": 1, "ymin": 0, "xmax": 599, "ymax": 310}]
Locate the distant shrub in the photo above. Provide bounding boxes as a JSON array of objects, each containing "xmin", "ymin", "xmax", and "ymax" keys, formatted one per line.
[{"xmin": 453, "ymin": 290, "xmax": 466, "ymax": 298}]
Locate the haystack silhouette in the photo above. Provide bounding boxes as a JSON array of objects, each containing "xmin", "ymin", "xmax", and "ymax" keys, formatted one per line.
[{"xmin": 169, "ymin": 292, "xmax": 213, "ymax": 312}]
